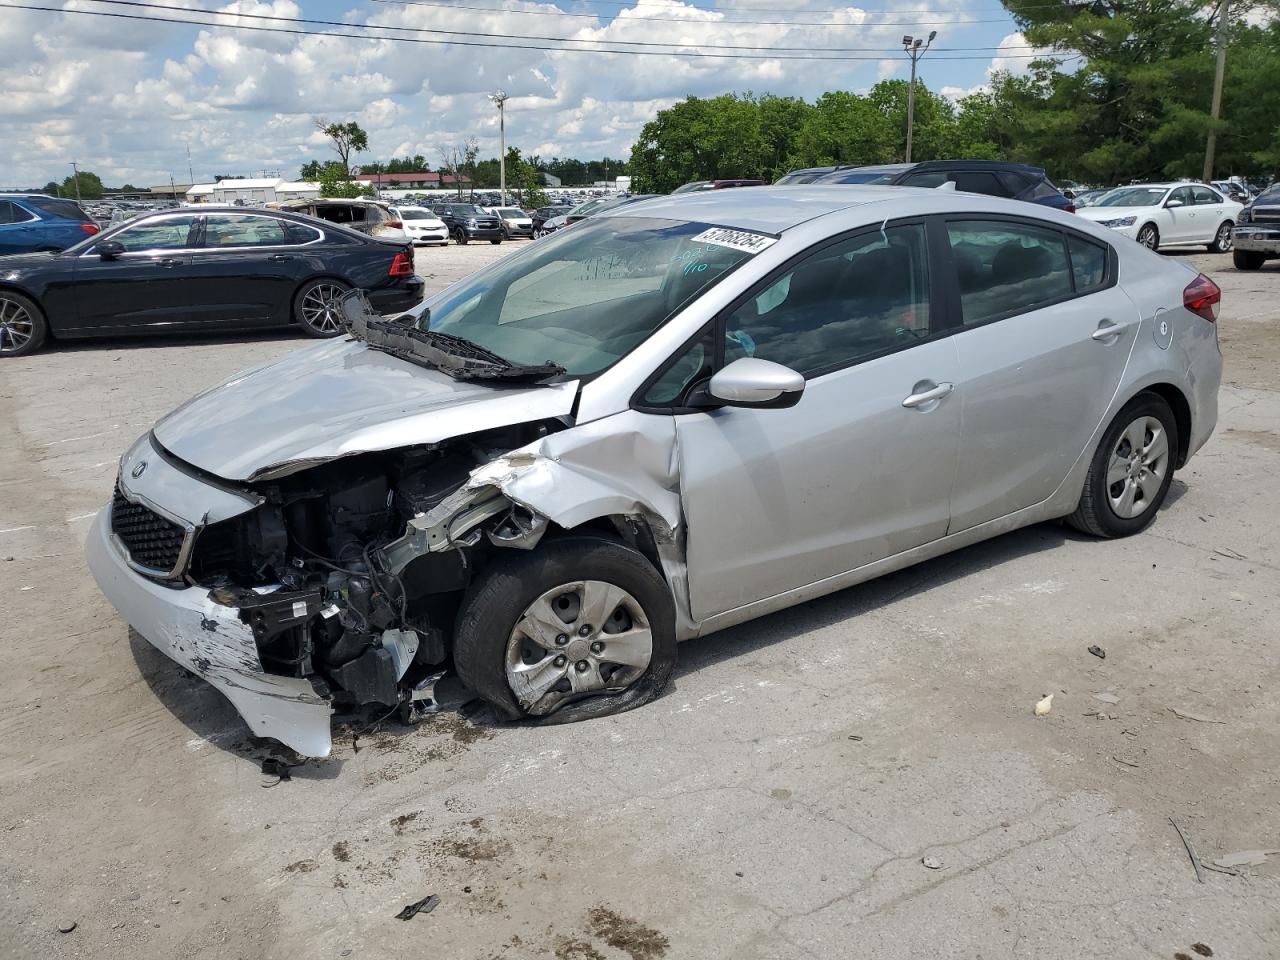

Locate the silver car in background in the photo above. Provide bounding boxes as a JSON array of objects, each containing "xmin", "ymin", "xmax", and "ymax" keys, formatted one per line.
[{"xmin": 87, "ymin": 187, "xmax": 1222, "ymax": 757}]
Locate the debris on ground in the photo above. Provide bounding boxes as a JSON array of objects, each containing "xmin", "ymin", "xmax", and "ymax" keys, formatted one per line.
[
  {"xmin": 395, "ymin": 894, "xmax": 441, "ymax": 921},
  {"xmin": 1092, "ymin": 692, "xmax": 1120, "ymax": 704},
  {"xmin": 57, "ymin": 920, "xmax": 77, "ymax": 933},
  {"xmin": 921, "ymin": 856, "xmax": 943, "ymax": 869},
  {"xmin": 1168, "ymin": 707, "xmax": 1226, "ymax": 724},
  {"xmin": 1088, "ymin": 645, "xmax": 1106, "ymax": 659},
  {"xmin": 1111, "ymin": 756, "xmax": 1140, "ymax": 768},
  {"xmin": 1213, "ymin": 849, "xmax": 1280, "ymax": 868},
  {"xmin": 1169, "ymin": 817, "xmax": 1206, "ymax": 884},
  {"xmin": 1033, "ymin": 694, "xmax": 1053, "ymax": 717},
  {"xmin": 260, "ymin": 758, "xmax": 293, "ymax": 783}
]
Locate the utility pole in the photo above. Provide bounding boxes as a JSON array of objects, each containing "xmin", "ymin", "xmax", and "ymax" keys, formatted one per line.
[
  {"xmin": 186, "ymin": 142, "xmax": 195, "ymax": 186},
  {"xmin": 69, "ymin": 161, "xmax": 82, "ymax": 202},
  {"xmin": 489, "ymin": 90, "xmax": 508, "ymax": 203},
  {"xmin": 1203, "ymin": 0, "xmax": 1229, "ymax": 182},
  {"xmin": 902, "ymin": 31, "xmax": 936, "ymax": 163}
]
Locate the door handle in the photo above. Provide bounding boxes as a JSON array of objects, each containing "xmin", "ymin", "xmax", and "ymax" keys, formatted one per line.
[
  {"xmin": 158, "ymin": 258, "xmax": 180, "ymax": 268},
  {"xmin": 268, "ymin": 254, "xmax": 292, "ymax": 262},
  {"xmin": 902, "ymin": 381, "xmax": 954, "ymax": 409},
  {"xmin": 1091, "ymin": 319, "xmax": 1127, "ymax": 342}
]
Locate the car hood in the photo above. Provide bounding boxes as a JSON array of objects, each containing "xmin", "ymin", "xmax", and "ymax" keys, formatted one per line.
[
  {"xmin": 1075, "ymin": 206, "xmax": 1151, "ymax": 221},
  {"xmin": 153, "ymin": 337, "xmax": 580, "ymax": 482},
  {"xmin": 0, "ymin": 251, "xmax": 62, "ymax": 272}
]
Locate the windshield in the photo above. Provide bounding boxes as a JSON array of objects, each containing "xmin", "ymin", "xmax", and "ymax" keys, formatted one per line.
[
  {"xmin": 416, "ymin": 217, "xmax": 763, "ymax": 378},
  {"xmin": 496, "ymin": 208, "xmax": 527, "ymax": 217},
  {"xmin": 399, "ymin": 209, "xmax": 438, "ymax": 220},
  {"xmin": 1098, "ymin": 187, "xmax": 1168, "ymax": 207},
  {"xmin": 450, "ymin": 205, "xmax": 488, "ymax": 216},
  {"xmin": 775, "ymin": 171, "xmax": 826, "ymax": 185},
  {"xmin": 824, "ymin": 170, "xmax": 898, "ymax": 185},
  {"xmin": 567, "ymin": 197, "xmax": 612, "ymax": 218}
]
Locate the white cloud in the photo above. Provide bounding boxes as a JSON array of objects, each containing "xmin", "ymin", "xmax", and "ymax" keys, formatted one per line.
[{"xmin": 1, "ymin": 0, "xmax": 1004, "ymax": 186}]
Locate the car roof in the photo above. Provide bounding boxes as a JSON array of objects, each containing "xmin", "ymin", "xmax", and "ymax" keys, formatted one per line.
[{"xmin": 909, "ymin": 159, "xmax": 1046, "ymax": 176}]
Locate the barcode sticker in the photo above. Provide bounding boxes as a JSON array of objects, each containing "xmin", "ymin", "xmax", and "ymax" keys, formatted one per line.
[{"xmin": 690, "ymin": 227, "xmax": 778, "ymax": 254}]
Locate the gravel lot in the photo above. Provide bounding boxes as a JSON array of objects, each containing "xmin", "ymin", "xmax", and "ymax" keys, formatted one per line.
[{"xmin": 1, "ymin": 241, "xmax": 1278, "ymax": 960}]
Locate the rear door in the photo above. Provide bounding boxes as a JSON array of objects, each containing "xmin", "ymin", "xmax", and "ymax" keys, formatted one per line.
[
  {"xmin": 1191, "ymin": 186, "xmax": 1230, "ymax": 242},
  {"xmin": 185, "ymin": 213, "xmax": 314, "ymax": 326},
  {"xmin": 942, "ymin": 217, "xmax": 1139, "ymax": 532},
  {"xmin": 0, "ymin": 200, "xmax": 40, "ymax": 254},
  {"xmin": 69, "ymin": 214, "xmax": 199, "ymax": 333}
]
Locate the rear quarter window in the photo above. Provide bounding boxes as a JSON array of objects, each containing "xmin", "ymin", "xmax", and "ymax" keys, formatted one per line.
[{"xmin": 23, "ymin": 197, "xmax": 91, "ymax": 221}]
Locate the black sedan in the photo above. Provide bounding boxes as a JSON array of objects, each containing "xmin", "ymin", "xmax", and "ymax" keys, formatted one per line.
[{"xmin": 0, "ymin": 207, "xmax": 424, "ymax": 357}]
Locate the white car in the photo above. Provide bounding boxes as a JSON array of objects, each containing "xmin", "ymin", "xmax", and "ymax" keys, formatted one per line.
[
  {"xmin": 389, "ymin": 206, "xmax": 449, "ymax": 246},
  {"xmin": 489, "ymin": 206, "xmax": 534, "ymax": 239},
  {"xmin": 1076, "ymin": 182, "xmax": 1241, "ymax": 253}
]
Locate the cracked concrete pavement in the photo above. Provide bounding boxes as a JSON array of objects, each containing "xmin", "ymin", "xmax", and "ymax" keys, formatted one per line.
[{"xmin": 1, "ymin": 244, "xmax": 1277, "ymax": 959}]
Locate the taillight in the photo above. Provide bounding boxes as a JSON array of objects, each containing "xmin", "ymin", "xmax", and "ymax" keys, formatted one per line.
[
  {"xmin": 1064, "ymin": 204, "xmax": 1076, "ymax": 214},
  {"xmin": 80, "ymin": 223, "xmax": 100, "ymax": 235},
  {"xmin": 1183, "ymin": 273, "xmax": 1221, "ymax": 322},
  {"xmin": 389, "ymin": 252, "xmax": 414, "ymax": 277},
  {"xmin": 385, "ymin": 219, "xmax": 403, "ymax": 229}
]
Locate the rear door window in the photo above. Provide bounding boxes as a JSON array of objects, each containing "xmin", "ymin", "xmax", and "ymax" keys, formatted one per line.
[
  {"xmin": 0, "ymin": 200, "xmax": 36, "ymax": 224},
  {"xmin": 202, "ymin": 214, "xmax": 290, "ymax": 247},
  {"xmin": 950, "ymin": 172, "xmax": 1008, "ymax": 197},
  {"xmin": 1191, "ymin": 186, "xmax": 1223, "ymax": 206},
  {"xmin": 24, "ymin": 197, "xmax": 91, "ymax": 221},
  {"xmin": 1067, "ymin": 235, "xmax": 1107, "ymax": 292},
  {"xmin": 946, "ymin": 220, "xmax": 1073, "ymax": 325}
]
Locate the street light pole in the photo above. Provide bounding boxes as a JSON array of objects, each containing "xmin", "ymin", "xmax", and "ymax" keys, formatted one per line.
[
  {"xmin": 1203, "ymin": 0, "xmax": 1229, "ymax": 182},
  {"xmin": 901, "ymin": 31, "xmax": 936, "ymax": 163},
  {"xmin": 69, "ymin": 161, "xmax": 82, "ymax": 203},
  {"xmin": 489, "ymin": 90, "xmax": 509, "ymax": 203}
]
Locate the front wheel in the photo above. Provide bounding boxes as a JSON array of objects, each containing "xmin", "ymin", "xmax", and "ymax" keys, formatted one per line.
[
  {"xmin": 1067, "ymin": 393, "xmax": 1178, "ymax": 538},
  {"xmin": 1136, "ymin": 224, "xmax": 1159, "ymax": 251},
  {"xmin": 1234, "ymin": 249, "xmax": 1265, "ymax": 270},
  {"xmin": 292, "ymin": 279, "xmax": 350, "ymax": 337},
  {"xmin": 453, "ymin": 228, "xmax": 468, "ymax": 245},
  {"xmin": 1209, "ymin": 220, "xmax": 1233, "ymax": 253},
  {"xmin": 0, "ymin": 289, "xmax": 48, "ymax": 357},
  {"xmin": 453, "ymin": 537, "xmax": 677, "ymax": 724},
  {"xmin": 490, "ymin": 238, "xmax": 503, "ymax": 245}
]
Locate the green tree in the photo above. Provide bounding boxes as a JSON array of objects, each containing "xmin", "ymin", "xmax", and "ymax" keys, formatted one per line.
[
  {"xmin": 40, "ymin": 180, "xmax": 61, "ymax": 196},
  {"xmin": 314, "ymin": 118, "xmax": 369, "ymax": 175},
  {"xmin": 629, "ymin": 93, "xmax": 772, "ymax": 192},
  {"xmin": 787, "ymin": 90, "xmax": 894, "ymax": 168},
  {"xmin": 318, "ymin": 166, "xmax": 364, "ymax": 199},
  {"xmin": 61, "ymin": 170, "xmax": 104, "ymax": 200}
]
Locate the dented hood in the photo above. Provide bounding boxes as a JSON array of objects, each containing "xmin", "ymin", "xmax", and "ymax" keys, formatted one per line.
[{"xmin": 153, "ymin": 337, "xmax": 580, "ymax": 481}]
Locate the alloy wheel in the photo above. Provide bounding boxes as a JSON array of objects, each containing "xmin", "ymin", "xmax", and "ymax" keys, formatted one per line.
[
  {"xmin": 505, "ymin": 580, "xmax": 652, "ymax": 716},
  {"xmin": 0, "ymin": 296, "xmax": 35, "ymax": 354},
  {"xmin": 1107, "ymin": 415, "xmax": 1169, "ymax": 519},
  {"xmin": 1138, "ymin": 226, "xmax": 1158, "ymax": 249},
  {"xmin": 1216, "ymin": 222, "xmax": 1233, "ymax": 252},
  {"xmin": 299, "ymin": 283, "xmax": 347, "ymax": 333}
]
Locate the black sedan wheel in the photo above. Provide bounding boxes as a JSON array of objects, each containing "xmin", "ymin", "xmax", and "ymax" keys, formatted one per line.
[
  {"xmin": 0, "ymin": 290, "xmax": 48, "ymax": 358},
  {"xmin": 293, "ymin": 279, "xmax": 351, "ymax": 337}
]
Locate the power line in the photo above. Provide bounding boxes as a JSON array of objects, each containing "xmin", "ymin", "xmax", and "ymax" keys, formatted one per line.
[
  {"xmin": 0, "ymin": 2, "xmax": 1071, "ymax": 59},
  {"xmin": 369, "ymin": 0, "xmax": 1026, "ymax": 28},
  {"xmin": 65, "ymin": 0, "xmax": 1047, "ymax": 53},
  {"xmin": 395, "ymin": 0, "xmax": 1084, "ymax": 13}
]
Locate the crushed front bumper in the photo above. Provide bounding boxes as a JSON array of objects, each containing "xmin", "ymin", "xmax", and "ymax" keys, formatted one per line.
[
  {"xmin": 1232, "ymin": 226, "xmax": 1280, "ymax": 255},
  {"xmin": 86, "ymin": 508, "xmax": 334, "ymax": 757}
]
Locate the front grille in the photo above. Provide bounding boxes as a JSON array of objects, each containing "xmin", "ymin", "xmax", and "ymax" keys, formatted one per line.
[
  {"xmin": 1252, "ymin": 209, "xmax": 1280, "ymax": 223},
  {"xmin": 111, "ymin": 484, "xmax": 188, "ymax": 575}
]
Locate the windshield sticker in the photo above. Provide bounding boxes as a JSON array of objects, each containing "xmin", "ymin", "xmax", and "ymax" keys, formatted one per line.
[{"xmin": 690, "ymin": 227, "xmax": 778, "ymax": 255}]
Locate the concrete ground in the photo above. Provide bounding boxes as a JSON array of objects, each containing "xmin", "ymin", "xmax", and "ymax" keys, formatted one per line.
[{"xmin": 1, "ymin": 242, "xmax": 1278, "ymax": 960}]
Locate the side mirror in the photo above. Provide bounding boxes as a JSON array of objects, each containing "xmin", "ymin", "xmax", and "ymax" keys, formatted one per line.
[
  {"xmin": 96, "ymin": 240, "xmax": 125, "ymax": 259},
  {"xmin": 1165, "ymin": 199, "xmax": 1184, "ymax": 208},
  {"xmin": 707, "ymin": 357, "xmax": 805, "ymax": 409}
]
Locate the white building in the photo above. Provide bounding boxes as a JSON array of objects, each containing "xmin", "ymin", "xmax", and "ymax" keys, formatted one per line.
[{"xmin": 185, "ymin": 178, "xmax": 320, "ymax": 204}]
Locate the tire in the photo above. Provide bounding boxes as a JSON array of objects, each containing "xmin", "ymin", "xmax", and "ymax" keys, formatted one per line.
[
  {"xmin": 1136, "ymin": 224, "xmax": 1159, "ymax": 251},
  {"xmin": 490, "ymin": 238, "xmax": 503, "ymax": 245},
  {"xmin": 1234, "ymin": 249, "xmax": 1265, "ymax": 270},
  {"xmin": 453, "ymin": 535, "xmax": 677, "ymax": 724},
  {"xmin": 1067, "ymin": 393, "xmax": 1178, "ymax": 538},
  {"xmin": 533, "ymin": 228, "xmax": 544, "ymax": 239},
  {"xmin": 0, "ymin": 289, "xmax": 49, "ymax": 358},
  {"xmin": 1209, "ymin": 220, "xmax": 1233, "ymax": 253},
  {"xmin": 292, "ymin": 278, "xmax": 350, "ymax": 338},
  {"xmin": 453, "ymin": 228, "xmax": 468, "ymax": 245}
]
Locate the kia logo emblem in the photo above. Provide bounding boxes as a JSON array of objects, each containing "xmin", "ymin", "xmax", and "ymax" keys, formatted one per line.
[{"xmin": 131, "ymin": 461, "xmax": 147, "ymax": 479}]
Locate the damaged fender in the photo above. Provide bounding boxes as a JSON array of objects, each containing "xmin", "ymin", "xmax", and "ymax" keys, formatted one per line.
[{"xmin": 380, "ymin": 410, "xmax": 698, "ymax": 638}]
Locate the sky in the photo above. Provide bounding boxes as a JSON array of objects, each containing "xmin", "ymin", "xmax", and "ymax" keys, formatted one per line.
[{"xmin": 0, "ymin": 0, "xmax": 1042, "ymax": 188}]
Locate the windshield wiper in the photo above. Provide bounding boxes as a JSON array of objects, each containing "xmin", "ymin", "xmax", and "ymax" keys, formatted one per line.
[{"xmin": 340, "ymin": 291, "xmax": 565, "ymax": 382}]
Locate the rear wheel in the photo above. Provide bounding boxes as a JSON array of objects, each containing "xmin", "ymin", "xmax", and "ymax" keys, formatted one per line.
[
  {"xmin": 1067, "ymin": 393, "xmax": 1178, "ymax": 538},
  {"xmin": 0, "ymin": 290, "xmax": 48, "ymax": 358},
  {"xmin": 1233, "ymin": 249, "xmax": 1265, "ymax": 270},
  {"xmin": 453, "ymin": 536, "xmax": 677, "ymax": 723},
  {"xmin": 1209, "ymin": 220, "xmax": 1233, "ymax": 253},
  {"xmin": 1136, "ymin": 224, "xmax": 1159, "ymax": 251},
  {"xmin": 293, "ymin": 279, "xmax": 350, "ymax": 337}
]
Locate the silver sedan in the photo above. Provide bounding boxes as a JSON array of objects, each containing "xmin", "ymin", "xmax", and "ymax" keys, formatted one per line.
[{"xmin": 88, "ymin": 187, "xmax": 1222, "ymax": 756}]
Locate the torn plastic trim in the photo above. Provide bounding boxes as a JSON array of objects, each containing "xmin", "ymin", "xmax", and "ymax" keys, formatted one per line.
[{"xmin": 86, "ymin": 509, "xmax": 334, "ymax": 757}]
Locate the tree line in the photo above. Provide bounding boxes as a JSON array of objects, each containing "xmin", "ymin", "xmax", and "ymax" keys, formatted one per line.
[{"xmin": 628, "ymin": 4, "xmax": 1280, "ymax": 192}]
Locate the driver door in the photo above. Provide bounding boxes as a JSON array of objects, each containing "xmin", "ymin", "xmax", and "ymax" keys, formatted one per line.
[
  {"xmin": 1163, "ymin": 186, "xmax": 1197, "ymax": 243},
  {"xmin": 70, "ymin": 214, "xmax": 198, "ymax": 334},
  {"xmin": 662, "ymin": 222, "xmax": 962, "ymax": 621}
]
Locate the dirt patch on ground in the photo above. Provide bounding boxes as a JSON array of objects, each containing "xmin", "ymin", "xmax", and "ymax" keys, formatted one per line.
[
  {"xmin": 361, "ymin": 712, "xmax": 495, "ymax": 785},
  {"xmin": 586, "ymin": 906, "xmax": 670, "ymax": 960},
  {"xmin": 1225, "ymin": 428, "xmax": 1280, "ymax": 452}
]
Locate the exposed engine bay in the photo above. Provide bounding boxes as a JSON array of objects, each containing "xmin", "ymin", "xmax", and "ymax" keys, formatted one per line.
[{"xmin": 184, "ymin": 420, "xmax": 568, "ymax": 722}]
